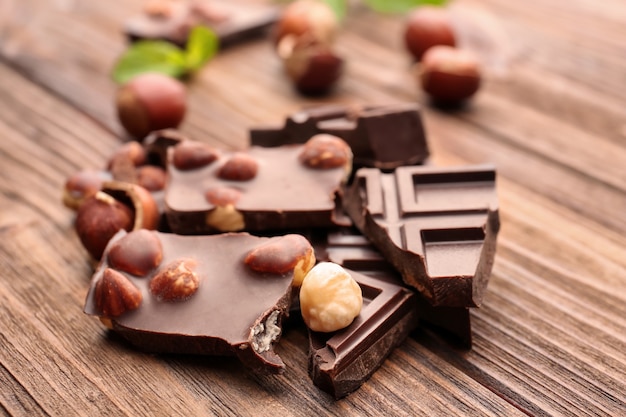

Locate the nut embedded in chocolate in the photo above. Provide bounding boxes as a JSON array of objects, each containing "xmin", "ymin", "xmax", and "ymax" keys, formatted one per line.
[
  {"xmin": 205, "ymin": 186, "xmax": 243, "ymax": 206},
  {"xmin": 244, "ymin": 234, "xmax": 316, "ymax": 286},
  {"xmin": 217, "ymin": 153, "xmax": 259, "ymax": 181},
  {"xmin": 83, "ymin": 232, "xmax": 297, "ymax": 373},
  {"xmin": 94, "ymin": 268, "xmax": 143, "ymax": 317},
  {"xmin": 150, "ymin": 259, "xmax": 200, "ymax": 302},
  {"xmin": 107, "ymin": 229, "xmax": 163, "ymax": 277},
  {"xmin": 298, "ymin": 134, "xmax": 352, "ymax": 170},
  {"xmin": 172, "ymin": 141, "xmax": 220, "ymax": 171}
]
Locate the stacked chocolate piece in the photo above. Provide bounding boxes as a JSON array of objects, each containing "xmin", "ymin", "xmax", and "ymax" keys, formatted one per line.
[{"xmin": 71, "ymin": 103, "xmax": 500, "ymax": 399}]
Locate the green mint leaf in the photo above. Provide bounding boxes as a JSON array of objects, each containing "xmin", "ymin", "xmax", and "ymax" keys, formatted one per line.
[
  {"xmin": 321, "ymin": 0, "xmax": 347, "ymax": 21},
  {"xmin": 185, "ymin": 26, "xmax": 219, "ymax": 71},
  {"xmin": 363, "ymin": 0, "xmax": 448, "ymax": 14},
  {"xmin": 112, "ymin": 41, "xmax": 187, "ymax": 84}
]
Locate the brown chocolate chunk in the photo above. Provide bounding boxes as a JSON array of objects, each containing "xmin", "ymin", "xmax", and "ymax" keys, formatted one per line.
[
  {"xmin": 164, "ymin": 139, "xmax": 351, "ymax": 234},
  {"xmin": 250, "ymin": 103, "xmax": 430, "ymax": 169},
  {"xmin": 343, "ymin": 164, "xmax": 500, "ymax": 307},
  {"xmin": 125, "ymin": 1, "xmax": 279, "ymax": 49},
  {"xmin": 84, "ymin": 230, "xmax": 306, "ymax": 373}
]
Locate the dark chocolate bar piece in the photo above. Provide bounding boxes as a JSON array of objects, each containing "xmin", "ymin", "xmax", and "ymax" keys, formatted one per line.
[
  {"xmin": 307, "ymin": 268, "xmax": 418, "ymax": 399},
  {"xmin": 84, "ymin": 230, "xmax": 303, "ymax": 373},
  {"xmin": 318, "ymin": 103, "xmax": 429, "ymax": 169},
  {"xmin": 316, "ymin": 227, "xmax": 472, "ymax": 347},
  {"xmin": 125, "ymin": 1, "xmax": 279, "ymax": 49},
  {"xmin": 164, "ymin": 139, "xmax": 351, "ymax": 234},
  {"xmin": 250, "ymin": 103, "xmax": 430, "ymax": 169},
  {"xmin": 343, "ymin": 164, "xmax": 500, "ymax": 307},
  {"xmin": 249, "ymin": 104, "xmax": 353, "ymax": 147}
]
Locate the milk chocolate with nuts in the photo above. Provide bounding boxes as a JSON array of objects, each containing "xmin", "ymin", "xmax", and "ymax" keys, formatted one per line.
[
  {"xmin": 84, "ymin": 230, "xmax": 314, "ymax": 373},
  {"xmin": 164, "ymin": 137, "xmax": 352, "ymax": 234}
]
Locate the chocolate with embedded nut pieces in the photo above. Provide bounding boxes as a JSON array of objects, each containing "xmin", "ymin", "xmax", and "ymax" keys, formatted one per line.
[
  {"xmin": 343, "ymin": 164, "xmax": 500, "ymax": 307},
  {"xmin": 125, "ymin": 1, "xmax": 279, "ymax": 48},
  {"xmin": 84, "ymin": 230, "xmax": 303, "ymax": 373},
  {"xmin": 164, "ymin": 138, "xmax": 351, "ymax": 234}
]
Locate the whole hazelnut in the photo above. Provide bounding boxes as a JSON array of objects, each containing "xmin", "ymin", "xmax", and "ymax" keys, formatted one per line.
[
  {"xmin": 273, "ymin": 0, "xmax": 338, "ymax": 47},
  {"xmin": 418, "ymin": 45, "xmax": 482, "ymax": 104},
  {"xmin": 404, "ymin": 6, "xmax": 456, "ymax": 62},
  {"xmin": 75, "ymin": 192, "xmax": 134, "ymax": 260},
  {"xmin": 116, "ymin": 73, "xmax": 187, "ymax": 139},
  {"xmin": 282, "ymin": 37, "xmax": 344, "ymax": 96}
]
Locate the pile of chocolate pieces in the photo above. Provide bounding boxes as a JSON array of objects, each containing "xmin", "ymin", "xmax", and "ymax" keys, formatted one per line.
[{"xmin": 71, "ymin": 103, "xmax": 499, "ymax": 399}]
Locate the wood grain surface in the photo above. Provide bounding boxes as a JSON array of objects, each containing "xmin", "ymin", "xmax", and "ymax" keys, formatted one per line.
[{"xmin": 1, "ymin": 0, "xmax": 625, "ymax": 415}]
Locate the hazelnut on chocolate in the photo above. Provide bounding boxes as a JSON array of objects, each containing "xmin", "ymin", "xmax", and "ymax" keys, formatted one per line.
[{"xmin": 299, "ymin": 262, "xmax": 362, "ymax": 332}]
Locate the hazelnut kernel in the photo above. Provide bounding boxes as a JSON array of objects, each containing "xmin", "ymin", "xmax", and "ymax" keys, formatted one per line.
[
  {"xmin": 404, "ymin": 6, "xmax": 456, "ymax": 62},
  {"xmin": 299, "ymin": 134, "xmax": 352, "ymax": 170},
  {"xmin": 172, "ymin": 141, "xmax": 220, "ymax": 171},
  {"xmin": 94, "ymin": 268, "xmax": 143, "ymax": 317},
  {"xmin": 75, "ymin": 192, "xmax": 134, "ymax": 260},
  {"xmin": 217, "ymin": 153, "xmax": 259, "ymax": 181},
  {"xmin": 205, "ymin": 205, "xmax": 245, "ymax": 232},
  {"xmin": 418, "ymin": 45, "xmax": 482, "ymax": 104},
  {"xmin": 273, "ymin": 0, "xmax": 338, "ymax": 47},
  {"xmin": 116, "ymin": 73, "xmax": 187, "ymax": 139},
  {"xmin": 150, "ymin": 259, "xmax": 200, "ymax": 302},
  {"xmin": 245, "ymin": 234, "xmax": 316, "ymax": 285},
  {"xmin": 299, "ymin": 262, "xmax": 362, "ymax": 332},
  {"xmin": 205, "ymin": 186, "xmax": 242, "ymax": 206},
  {"xmin": 136, "ymin": 165, "xmax": 167, "ymax": 191},
  {"xmin": 107, "ymin": 230, "xmax": 163, "ymax": 277}
]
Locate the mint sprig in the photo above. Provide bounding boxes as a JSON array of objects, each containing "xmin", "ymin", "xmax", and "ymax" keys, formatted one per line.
[
  {"xmin": 322, "ymin": 0, "xmax": 448, "ymax": 16},
  {"xmin": 113, "ymin": 26, "xmax": 219, "ymax": 84}
]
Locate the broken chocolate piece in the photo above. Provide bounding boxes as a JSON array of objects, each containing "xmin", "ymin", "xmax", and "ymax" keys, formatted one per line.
[
  {"xmin": 315, "ymin": 227, "xmax": 472, "ymax": 347},
  {"xmin": 84, "ymin": 230, "xmax": 303, "ymax": 373},
  {"xmin": 250, "ymin": 103, "xmax": 430, "ymax": 169},
  {"xmin": 250, "ymin": 104, "xmax": 352, "ymax": 148},
  {"xmin": 343, "ymin": 164, "xmax": 500, "ymax": 307},
  {"xmin": 164, "ymin": 139, "xmax": 351, "ymax": 234},
  {"xmin": 125, "ymin": 1, "xmax": 279, "ymax": 49},
  {"xmin": 307, "ymin": 268, "xmax": 418, "ymax": 399}
]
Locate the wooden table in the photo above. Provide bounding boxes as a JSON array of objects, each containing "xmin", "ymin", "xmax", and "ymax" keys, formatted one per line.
[{"xmin": 1, "ymin": 0, "xmax": 625, "ymax": 415}]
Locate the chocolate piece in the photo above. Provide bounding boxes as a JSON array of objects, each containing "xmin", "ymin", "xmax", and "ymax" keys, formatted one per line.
[
  {"xmin": 250, "ymin": 103, "xmax": 429, "ymax": 169},
  {"xmin": 125, "ymin": 1, "xmax": 279, "ymax": 49},
  {"xmin": 250, "ymin": 104, "xmax": 352, "ymax": 147},
  {"xmin": 316, "ymin": 227, "xmax": 472, "ymax": 347},
  {"xmin": 164, "ymin": 140, "xmax": 350, "ymax": 234},
  {"xmin": 84, "ymin": 230, "xmax": 300, "ymax": 373},
  {"xmin": 318, "ymin": 103, "xmax": 429, "ymax": 169},
  {"xmin": 307, "ymin": 268, "xmax": 418, "ymax": 398},
  {"xmin": 343, "ymin": 164, "xmax": 500, "ymax": 307}
]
